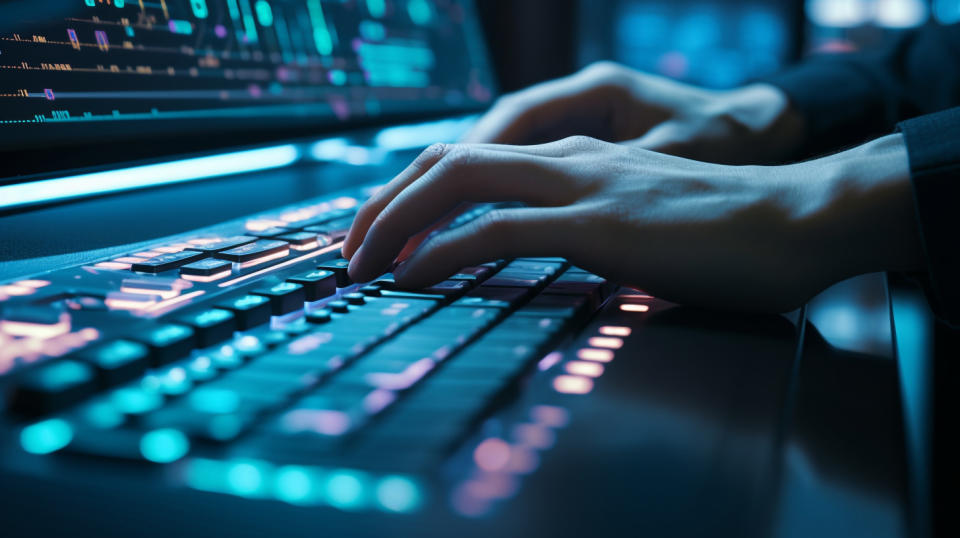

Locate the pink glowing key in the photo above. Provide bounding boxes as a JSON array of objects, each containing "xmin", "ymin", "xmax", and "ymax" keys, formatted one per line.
[
  {"xmin": 587, "ymin": 336, "xmax": 623, "ymax": 349},
  {"xmin": 0, "ymin": 285, "xmax": 34, "ymax": 296},
  {"xmin": 512, "ymin": 423, "xmax": 556, "ymax": 449},
  {"xmin": 553, "ymin": 375, "xmax": 593, "ymax": 395},
  {"xmin": 473, "ymin": 438, "xmax": 511, "ymax": 472},
  {"xmin": 598, "ymin": 325, "xmax": 632, "ymax": 337},
  {"xmin": 620, "ymin": 303, "xmax": 650, "ymax": 313},
  {"xmin": 536, "ymin": 351, "xmax": 562, "ymax": 371},
  {"xmin": 94, "ymin": 261, "xmax": 132, "ymax": 270},
  {"xmin": 576, "ymin": 348, "xmax": 614, "ymax": 362},
  {"xmin": 530, "ymin": 405, "xmax": 569, "ymax": 428},
  {"xmin": 14, "ymin": 280, "xmax": 51, "ymax": 289},
  {"xmin": 283, "ymin": 409, "xmax": 351, "ymax": 436},
  {"xmin": 565, "ymin": 360, "xmax": 604, "ymax": 378}
]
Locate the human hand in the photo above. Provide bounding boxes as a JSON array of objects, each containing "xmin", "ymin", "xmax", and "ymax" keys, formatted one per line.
[
  {"xmin": 343, "ymin": 135, "xmax": 921, "ymax": 313},
  {"xmin": 463, "ymin": 61, "xmax": 805, "ymax": 165}
]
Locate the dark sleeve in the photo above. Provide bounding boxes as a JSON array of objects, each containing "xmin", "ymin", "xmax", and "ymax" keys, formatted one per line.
[
  {"xmin": 764, "ymin": 24, "xmax": 960, "ymax": 158},
  {"xmin": 897, "ymin": 108, "xmax": 960, "ymax": 325}
]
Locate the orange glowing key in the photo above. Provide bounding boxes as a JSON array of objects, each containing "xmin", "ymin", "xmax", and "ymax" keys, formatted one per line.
[
  {"xmin": 576, "ymin": 348, "xmax": 614, "ymax": 362},
  {"xmin": 587, "ymin": 336, "xmax": 623, "ymax": 349},
  {"xmin": 620, "ymin": 303, "xmax": 650, "ymax": 313},
  {"xmin": 598, "ymin": 325, "xmax": 631, "ymax": 337},
  {"xmin": 553, "ymin": 375, "xmax": 594, "ymax": 395},
  {"xmin": 564, "ymin": 361, "xmax": 604, "ymax": 378}
]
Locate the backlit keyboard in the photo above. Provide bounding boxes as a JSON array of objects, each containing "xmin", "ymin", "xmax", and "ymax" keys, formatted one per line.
[{"xmin": 0, "ymin": 190, "xmax": 618, "ymax": 517}]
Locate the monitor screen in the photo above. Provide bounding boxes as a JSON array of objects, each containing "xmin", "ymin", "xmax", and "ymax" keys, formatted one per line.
[{"xmin": 0, "ymin": 0, "xmax": 494, "ymax": 182}]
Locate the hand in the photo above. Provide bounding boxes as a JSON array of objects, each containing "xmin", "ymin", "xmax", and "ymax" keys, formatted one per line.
[
  {"xmin": 463, "ymin": 61, "xmax": 805, "ymax": 165},
  {"xmin": 343, "ymin": 135, "xmax": 922, "ymax": 313}
]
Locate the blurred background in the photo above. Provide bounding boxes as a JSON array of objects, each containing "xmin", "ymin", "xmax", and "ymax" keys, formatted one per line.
[{"xmin": 477, "ymin": 0, "xmax": 960, "ymax": 92}]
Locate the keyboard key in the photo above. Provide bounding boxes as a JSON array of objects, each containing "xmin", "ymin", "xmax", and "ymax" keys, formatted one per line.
[
  {"xmin": 252, "ymin": 282, "xmax": 306, "ymax": 316},
  {"xmin": 185, "ymin": 236, "xmax": 256, "ymax": 253},
  {"xmin": 132, "ymin": 324, "xmax": 195, "ymax": 366},
  {"xmin": 277, "ymin": 232, "xmax": 330, "ymax": 249},
  {"xmin": 343, "ymin": 292, "xmax": 365, "ymax": 305},
  {"xmin": 75, "ymin": 339, "xmax": 150, "ymax": 387},
  {"xmin": 10, "ymin": 359, "xmax": 97, "ymax": 415},
  {"xmin": 305, "ymin": 308, "xmax": 332, "ymax": 324},
  {"xmin": 327, "ymin": 300, "xmax": 349, "ymax": 313},
  {"xmin": 180, "ymin": 258, "xmax": 232, "ymax": 277},
  {"xmin": 516, "ymin": 294, "xmax": 589, "ymax": 320},
  {"xmin": 287, "ymin": 269, "xmax": 336, "ymax": 301},
  {"xmin": 131, "ymin": 250, "xmax": 206, "ymax": 273},
  {"xmin": 214, "ymin": 240, "xmax": 288, "ymax": 263},
  {"xmin": 247, "ymin": 227, "xmax": 290, "ymax": 238},
  {"xmin": 215, "ymin": 295, "xmax": 272, "ymax": 330},
  {"xmin": 410, "ymin": 280, "xmax": 471, "ymax": 299},
  {"xmin": 454, "ymin": 286, "xmax": 529, "ymax": 309},
  {"xmin": 177, "ymin": 309, "xmax": 236, "ymax": 348},
  {"xmin": 317, "ymin": 258, "xmax": 351, "ymax": 287},
  {"xmin": 359, "ymin": 285, "xmax": 382, "ymax": 296}
]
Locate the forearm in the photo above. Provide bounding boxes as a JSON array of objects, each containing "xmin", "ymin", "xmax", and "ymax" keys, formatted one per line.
[{"xmin": 781, "ymin": 134, "xmax": 923, "ymax": 282}]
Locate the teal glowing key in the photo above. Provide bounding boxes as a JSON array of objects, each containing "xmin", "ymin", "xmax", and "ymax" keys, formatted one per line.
[
  {"xmin": 140, "ymin": 428, "xmax": 189, "ymax": 463},
  {"xmin": 227, "ymin": 460, "xmax": 268, "ymax": 496},
  {"xmin": 110, "ymin": 387, "xmax": 163, "ymax": 415},
  {"xmin": 136, "ymin": 323, "xmax": 195, "ymax": 366},
  {"xmin": 252, "ymin": 282, "xmax": 306, "ymax": 315},
  {"xmin": 274, "ymin": 466, "xmax": 315, "ymax": 504},
  {"xmin": 11, "ymin": 359, "xmax": 96, "ymax": 414},
  {"xmin": 77, "ymin": 339, "xmax": 149, "ymax": 386},
  {"xmin": 189, "ymin": 387, "xmax": 240, "ymax": 414},
  {"xmin": 324, "ymin": 469, "xmax": 368, "ymax": 509},
  {"xmin": 216, "ymin": 294, "xmax": 271, "ymax": 330},
  {"xmin": 375, "ymin": 475, "xmax": 422, "ymax": 513},
  {"xmin": 178, "ymin": 308, "xmax": 235, "ymax": 348},
  {"xmin": 21, "ymin": 418, "xmax": 73, "ymax": 454}
]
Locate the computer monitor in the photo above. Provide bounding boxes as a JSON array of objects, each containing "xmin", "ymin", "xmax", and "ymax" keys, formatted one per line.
[{"xmin": 0, "ymin": 0, "xmax": 495, "ymax": 181}]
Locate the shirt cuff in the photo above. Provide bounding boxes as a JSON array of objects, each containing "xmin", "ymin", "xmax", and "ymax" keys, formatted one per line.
[{"xmin": 898, "ymin": 107, "xmax": 960, "ymax": 325}]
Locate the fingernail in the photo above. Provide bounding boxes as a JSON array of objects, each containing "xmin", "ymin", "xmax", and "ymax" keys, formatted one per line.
[
  {"xmin": 348, "ymin": 246, "xmax": 367, "ymax": 280},
  {"xmin": 392, "ymin": 261, "xmax": 409, "ymax": 281}
]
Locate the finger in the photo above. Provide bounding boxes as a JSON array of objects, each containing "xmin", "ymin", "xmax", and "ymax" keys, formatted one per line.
[
  {"xmin": 461, "ymin": 70, "xmax": 619, "ymax": 145},
  {"xmin": 392, "ymin": 207, "xmax": 575, "ymax": 288},
  {"xmin": 347, "ymin": 148, "xmax": 580, "ymax": 282},
  {"xmin": 343, "ymin": 142, "xmax": 447, "ymax": 259},
  {"xmin": 343, "ymin": 140, "xmax": 582, "ymax": 259},
  {"xmin": 621, "ymin": 120, "xmax": 688, "ymax": 155}
]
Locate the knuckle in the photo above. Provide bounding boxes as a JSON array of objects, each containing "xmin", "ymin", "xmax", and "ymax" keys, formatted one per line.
[
  {"xmin": 582, "ymin": 60, "xmax": 627, "ymax": 79},
  {"xmin": 416, "ymin": 143, "xmax": 449, "ymax": 166},
  {"xmin": 440, "ymin": 144, "xmax": 474, "ymax": 169},
  {"xmin": 558, "ymin": 135, "xmax": 601, "ymax": 154}
]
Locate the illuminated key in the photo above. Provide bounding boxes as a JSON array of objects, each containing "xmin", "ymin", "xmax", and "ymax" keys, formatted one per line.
[
  {"xmin": 215, "ymin": 295, "xmax": 272, "ymax": 330},
  {"xmin": 215, "ymin": 240, "xmax": 289, "ymax": 265},
  {"xmin": 252, "ymin": 282, "xmax": 306, "ymax": 315},
  {"xmin": 185, "ymin": 236, "xmax": 256, "ymax": 253},
  {"xmin": 131, "ymin": 250, "xmax": 206, "ymax": 273}
]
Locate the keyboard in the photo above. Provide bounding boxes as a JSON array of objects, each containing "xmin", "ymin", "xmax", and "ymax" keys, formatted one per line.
[{"xmin": 0, "ymin": 188, "xmax": 621, "ymax": 517}]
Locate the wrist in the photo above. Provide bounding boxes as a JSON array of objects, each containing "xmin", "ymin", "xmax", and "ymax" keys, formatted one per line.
[{"xmin": 786, "ymin": 134, "xmax": 923, "ymax": 280}]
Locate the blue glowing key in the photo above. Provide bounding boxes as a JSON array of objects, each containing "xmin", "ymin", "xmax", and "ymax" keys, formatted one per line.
[
  {"xmin": 140, "ymin": 428, "xmax": 189, "ymax": 463},
  {"xmin": 375, "ymin": 475, "xmax": 421, "ymax": 513},
  {"xmin": 178, "ymin": 308, "xmax": 236, "ymax": 348},
  {"xmin": 76, "ymin": 339, "xmax": 149, "ymax": 386},
  {"xmin": 20, "ymin": 418, "xmax": 73, "ymax": 454},
  {"xmin": 11, "ymin": 359, "xmax": 96, "ymax": 415}
]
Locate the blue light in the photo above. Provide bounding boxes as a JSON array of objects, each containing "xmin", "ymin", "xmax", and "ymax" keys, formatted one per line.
[
  {"xmin": 375, "ymin": 475, "xmax": 421, "ymax": 513},
  {"xmin": 139, "ymin": 428, "xmax": 190, "ymax": 463},
  {"xmin": 934, "ymin": 0, "xmax": 960, "ymax": 23},
  {"xmin": 227, "ymin": 461, "xmax": 265, "ymax": 496},
  {"xmin": 20, "ymin": 419, "xmax": 73, "ymax": 454},
  {"xmin": 325, "ymin": 469, "xmax": 367, "ymax": 509},
  {"xmin": 274, "ymin": 466, "xmax": 315, "ymax": 503},
  {"xmin": 0, "ymin": 144, "xmax": 301, "ymax": 211}
]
